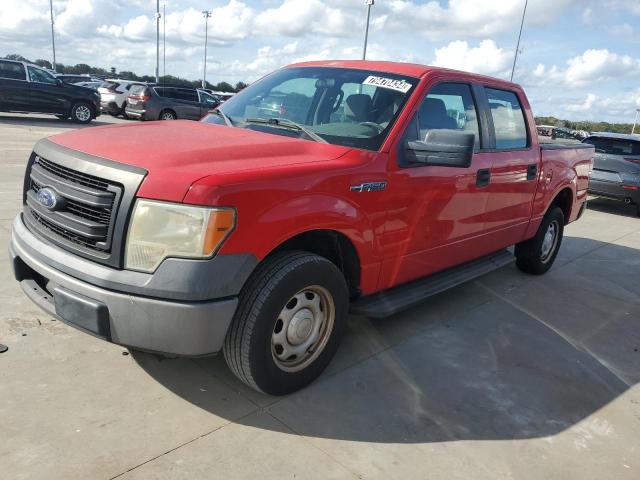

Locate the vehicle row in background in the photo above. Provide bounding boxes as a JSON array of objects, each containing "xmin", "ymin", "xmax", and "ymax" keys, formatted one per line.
[
  {"xmin": 0, "ymin": 59, "xmax": 101, "ymax": 123},
  {"xmin": 537, "ymin": 125, "xmax": 587, "ymax": 142}
]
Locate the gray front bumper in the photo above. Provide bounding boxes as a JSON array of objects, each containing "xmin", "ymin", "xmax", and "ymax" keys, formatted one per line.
[{"xmin": 9, "ymin": 214, "xmax": 256, "ymax": 356}]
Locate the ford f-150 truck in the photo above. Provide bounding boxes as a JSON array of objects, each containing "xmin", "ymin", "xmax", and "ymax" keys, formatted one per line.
[{"xmin": 10, "ymin": 61, "xmax": 594, "ymax": 395}]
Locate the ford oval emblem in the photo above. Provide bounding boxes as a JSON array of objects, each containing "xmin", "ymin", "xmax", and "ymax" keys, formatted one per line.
[{"xmin": 36, "ymin": 187, "xmax": 59, "ymax": 209}]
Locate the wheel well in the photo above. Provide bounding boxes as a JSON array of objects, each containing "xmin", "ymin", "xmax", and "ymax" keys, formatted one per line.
[
  {"xmin": 550, "ymin": 188, "xmax": 573, "ymax": 224},
  {"xmin": 159, "ymin": 108, "xmax": 176, "ymax": 119},
  {"xmin": 271, "ymin": 230, "xmax": 361, "ymax": 299}
]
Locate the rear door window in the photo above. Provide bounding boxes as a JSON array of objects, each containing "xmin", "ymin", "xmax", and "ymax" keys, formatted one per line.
[
  {"xmin": 0, "ymin": 61, "xmax": 26, "ymax": 80},
  {"xmin": 584, "ymin": 137, "xmax": 640, "ymax": 155},
  {"xmin": 486, "ymin": 88, "xmax": 528, "ymax": 150}
]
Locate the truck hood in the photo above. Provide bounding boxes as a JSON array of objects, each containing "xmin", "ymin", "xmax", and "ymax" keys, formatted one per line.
[{"xmin": 47, "ymin": 120, "xmax": 351, "ymax": 202}]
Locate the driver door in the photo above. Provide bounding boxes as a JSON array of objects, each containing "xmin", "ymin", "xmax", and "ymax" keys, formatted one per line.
[
  {"xmin": 27, "ymin": 66, "xmax": 68, "ymax": 114},
  {"xmin": 380, "ymin": 82, "xmax": 494, "ymax": 287}
]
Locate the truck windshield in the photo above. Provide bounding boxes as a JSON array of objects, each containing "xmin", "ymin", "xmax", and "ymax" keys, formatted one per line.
[{"xmin": 201, "ymin": 67, "xmax": 419, "ymax": 151}]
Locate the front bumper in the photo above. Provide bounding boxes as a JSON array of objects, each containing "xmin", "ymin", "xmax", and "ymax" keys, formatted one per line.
[{"xmin": 10, "ymin": 214, "xmax": 257, "ymax": 356}]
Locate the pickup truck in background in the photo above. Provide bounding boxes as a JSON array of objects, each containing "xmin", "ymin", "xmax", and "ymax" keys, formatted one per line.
[{"xmin": 10, "ymin": 61, "xmax": 594, "ymax": 395}]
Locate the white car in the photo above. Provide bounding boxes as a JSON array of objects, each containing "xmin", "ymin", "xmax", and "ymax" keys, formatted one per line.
[{"xmin": 98, "ymin": 79, "xmax": 147, "ymax": 117}]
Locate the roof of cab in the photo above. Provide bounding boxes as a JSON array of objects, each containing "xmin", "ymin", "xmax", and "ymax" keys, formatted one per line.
[{"xmin": 286, "ymin": 59, "xmax": 520, "ymax": 87}]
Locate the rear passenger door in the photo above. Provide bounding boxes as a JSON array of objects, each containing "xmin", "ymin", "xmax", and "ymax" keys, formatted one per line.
[
  {"xmin": 0, "ymin": 60, "xmax": 30, "ymax": 111},
  {"xmin": 169, "ymin": 88, "xmax": 202, "ymax": 120},
  {"xmin": 482, "ymin": 87, "xmax": 539, "ymax": 245}
]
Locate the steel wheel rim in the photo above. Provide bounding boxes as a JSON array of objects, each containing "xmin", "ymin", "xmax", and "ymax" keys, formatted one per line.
[
  {"xmin": 540, "ymin": 220, "xmax": 559, "ymax": 263},
  {"xmin": 271, "ymin": 285, "xmax": 335, "ymax": 373},
  {"xmin": 161, "ymin": 112, "xmax": 175, "ymax": 120},
  {"xmin": 75, "ymin": 105, "xmax": 91, "ymax": 121}
]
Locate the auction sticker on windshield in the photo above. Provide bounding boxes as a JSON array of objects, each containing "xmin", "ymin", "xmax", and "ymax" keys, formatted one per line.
[{"xmin": 363, "ymin": 76, "xmax": 412, "ymax": 93}]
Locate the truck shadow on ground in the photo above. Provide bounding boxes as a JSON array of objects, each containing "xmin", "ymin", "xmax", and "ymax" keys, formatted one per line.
[{"xmin": 133, "ymin": 236, "xmax": 639, "ymax": 443}]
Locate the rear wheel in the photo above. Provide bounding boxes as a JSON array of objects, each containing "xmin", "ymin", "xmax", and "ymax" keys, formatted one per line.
[
  {"xmin": 70, "ymin": 102, "xmax": 93, "ymax": 124},
  {"xmin": 159, "ymin": 109, "xmax": 176, "ymax": 120},
  {"xmin": 515, "ymin": 207, "xmax": 564, "ymax": 275},
  {"xmin": 223, "ymin": 251, "xmax": 348, "ymax": 395}
]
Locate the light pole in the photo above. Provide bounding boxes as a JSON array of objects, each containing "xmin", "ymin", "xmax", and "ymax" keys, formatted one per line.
[
  {"xmin": 155, "ymin": 0, "xmax": 160, "ymax": 83},
  {"xmin": 632, "ymin": 108, "xmax": 640, "ymax": 135},
  {"xmin": 362, "ymin": 0, "xmax": 374, "ymax": 60},
  {"xmin": 49, "ymin": 0, "xmax": 56, "ymax": 71},
  {"xmin": 202, "ymin": 10, "xmax": 211, "ymax": 89},
  {"xmin": 510, "ymin": 0, "xmax": 528, "ymax": 82}
]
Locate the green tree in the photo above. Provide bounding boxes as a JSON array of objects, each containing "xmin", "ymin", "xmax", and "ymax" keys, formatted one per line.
[
  {"xmin": 235, "ymin": 81, "xmax": 249, "ymax": 91},
  {"xmin": 34, "ymin": 59, "xmax": 53, "ymax": 69},
  {"xmin": 4, "ymin": 53, "xmax": 30, "ymax": 62}
]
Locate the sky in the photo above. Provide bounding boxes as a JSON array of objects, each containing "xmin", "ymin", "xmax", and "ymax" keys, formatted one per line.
[{"xmin": 1, "ymin": 0, "xmax": 639, "ymax": 123}]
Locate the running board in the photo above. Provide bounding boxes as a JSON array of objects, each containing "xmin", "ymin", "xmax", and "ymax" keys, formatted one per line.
[{"xmin": 350, "ymin": 249, "xmax": 514, "ymax": 318}]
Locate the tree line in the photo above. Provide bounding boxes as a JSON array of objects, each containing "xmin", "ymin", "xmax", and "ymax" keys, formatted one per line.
[
  {"xmin": 534, "ymin": 116, "xmax": 636, "ymax": 135},
  {"xmin": 2, "ymin": 54, "xmax": 249, "ymax": 93}
]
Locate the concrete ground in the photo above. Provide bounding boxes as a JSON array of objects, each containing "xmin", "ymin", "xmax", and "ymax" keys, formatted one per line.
[{"xmin": 1, "ymin": 112, "xmax": 639, "ymax": 480}]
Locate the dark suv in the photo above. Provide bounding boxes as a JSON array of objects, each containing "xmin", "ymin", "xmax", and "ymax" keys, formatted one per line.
[
  {"xmin": 0, "ymin": 60, "xmax": 101, "ymax": 123},
  {"xmin": 125, "ymin": 85, "xmax": 219, "ymax": 121}
]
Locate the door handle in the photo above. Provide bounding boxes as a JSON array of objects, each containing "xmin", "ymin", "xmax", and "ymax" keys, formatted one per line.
[
  {"xmin": 476, "ymin": 168, "xmax": 491, "ymax": 187},
  {"xmin": 527, "ymin": 164, "xmax": 538, "ymax": 181}
]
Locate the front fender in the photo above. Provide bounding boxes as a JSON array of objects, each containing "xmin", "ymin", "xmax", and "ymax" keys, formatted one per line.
[{"xmin": 225, "ymin": 193, "xmax": 377, "ymax": 262}]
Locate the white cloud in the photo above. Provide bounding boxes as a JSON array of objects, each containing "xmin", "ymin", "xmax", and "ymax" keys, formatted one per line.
[
  {"xmin": 432, "ymin": 40, "xmax": 512, "ymax": 77},
  {"xmin": 529, "ymin": 49, "xmax": 640, "ymax": 87},
  {"xmin": 566, "ymin": 93, "xmax": 597, "ymax": 112},
  {"xmin": 375, "ymin": 0, "xmax": 573, "ymax": 40}
]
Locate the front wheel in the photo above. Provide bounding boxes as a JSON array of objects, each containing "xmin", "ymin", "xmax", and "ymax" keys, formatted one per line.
[
  {"xmin": 223, "ymin": 251, "xmax": 348, "ymax": 395},
  {"xmin": 70, "ymin": 102, "xmax": 93, "ymax": 124},
  {"xmin": 515, "ymin": 206, "xmax": 564, "ymax": 275}
]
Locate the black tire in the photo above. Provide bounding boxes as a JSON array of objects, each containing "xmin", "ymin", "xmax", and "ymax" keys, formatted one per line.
[
  {"xmin": 223, "ymin": 251, "xmax": 349, "ymax": 395},
  {"xmin": 70, "ymin": 102, "xmax": 93, "ymax": 124},
  {"xmin": 159, "ymin": 109, "xmax": 176, "ymax": 120},
  {"xmin": 515, "ymin": 206, "xmax": 564, "ymax": 275},
  {"xmin": 120, "ymin": 104, "xmax": 129, "ymax": 119}
]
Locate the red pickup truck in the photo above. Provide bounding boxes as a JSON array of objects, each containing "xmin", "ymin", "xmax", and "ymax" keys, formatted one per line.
[{"xmin": 10, "ymin": 61, "xmax": 594, "ymax": 394}]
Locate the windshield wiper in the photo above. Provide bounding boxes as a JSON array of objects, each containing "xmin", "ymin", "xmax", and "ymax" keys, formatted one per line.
[
  {"xmin": 243, "ymin": 117, "xmax": 327, "ymax": 144},
  {"xmin": 211, "ymin": 109, "xmax": 234, "ymax": 127}
]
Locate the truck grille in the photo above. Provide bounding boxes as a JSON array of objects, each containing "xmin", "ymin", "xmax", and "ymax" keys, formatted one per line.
[{"xmin": 24, "ymin": 155, "xmax": 122, "ymax": 258}]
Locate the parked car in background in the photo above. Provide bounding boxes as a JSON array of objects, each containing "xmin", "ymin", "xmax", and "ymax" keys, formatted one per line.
[
  {"xmin": 125, "ymin": 84, "xmax": 219, "ymax": 120},
  {"xmin": 0, "ymin": 59, "xmax": 100, "ymax": 123},
  {"xmin": 204, "ymin": 90, "xmax": 235, "ymax": 103},
  {"xmin": 537, "ymin": 125, "xmax": 582, "ymax": 142},
  {"xmin": 55, "ymin": 74, "xmax": 96, "ymax": 84},
  {"xmin": 10, "ymin": 60, "xmax": 594, "ymax": 395},
  {"xmin": 74, "ymin": 81, "xmax": 103, "ymax": 91},
  {"xmin": 584, "ymin": 132, "xmax": 640, "ymax": 216},
  {"xmin": 97, "ymin": 79, "xmax": 148, "ymax": 118}
]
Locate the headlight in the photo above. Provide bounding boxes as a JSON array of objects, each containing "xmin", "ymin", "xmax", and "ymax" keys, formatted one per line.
[{"xmin": 125, "ymin": 199, "xmax": 235, "ymax": 273}]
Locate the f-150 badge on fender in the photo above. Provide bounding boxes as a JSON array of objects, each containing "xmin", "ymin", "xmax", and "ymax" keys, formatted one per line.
[{"xmin": 350, "ymin": 181, "xmax": 387, "ymax": 192}]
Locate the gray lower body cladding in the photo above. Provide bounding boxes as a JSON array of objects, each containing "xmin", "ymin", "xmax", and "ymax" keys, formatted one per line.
[{"xmin": 10, "ymin": 214, "xmax": 258, "ymax": 356}]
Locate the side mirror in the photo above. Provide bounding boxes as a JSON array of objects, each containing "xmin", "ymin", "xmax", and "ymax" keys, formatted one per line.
[
  {"xmin": 406, "ymin": 129, "xmax": 475, "ymax": 168},
  {"xmin": 55, "ymin": 78, "xmax": 63, "ymax": 87}
]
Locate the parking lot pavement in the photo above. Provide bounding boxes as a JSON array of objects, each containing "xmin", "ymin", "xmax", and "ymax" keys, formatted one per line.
[{"xmin": 1, "ymin": 113, "xmax": 639, "ymax": 480}]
